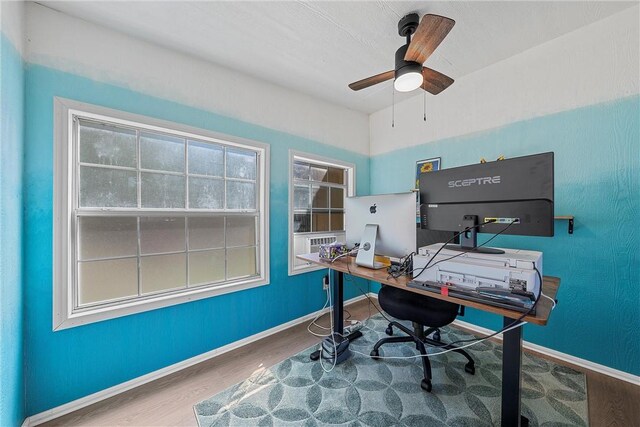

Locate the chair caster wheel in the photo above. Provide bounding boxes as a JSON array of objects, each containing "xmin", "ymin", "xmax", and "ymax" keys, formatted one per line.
[
  {"xmin": 433, "ymin": 331, "xmax": 441, "ymax": 342},
  {"xmin": 421, "ymin": 379, "xmax": 432, "ymax": 392},
  {"xmin": 370, "ymin": 349, "xmax": 380, "ymax": 360},
  {"xmin": 465, "ymin": 363, "xmax": 475, "ymax": 375},
  {"xmin": 385, "ymin": 326, "xmax": 393, "ymax": 336}
]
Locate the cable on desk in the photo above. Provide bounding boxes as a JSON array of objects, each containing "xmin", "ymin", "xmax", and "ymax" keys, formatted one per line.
[
  {"xmin": 539, "ymin": 290, "xmax": 556, "ymax": 310},
  {"xmin": 387, "ymin": 252, "xmax": 416, "ymax": 279}
]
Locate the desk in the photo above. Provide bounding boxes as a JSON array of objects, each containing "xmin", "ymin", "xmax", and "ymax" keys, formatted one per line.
[{"xmin": 298, "ymin": 253, "xmax": 559, "ymax": 427}]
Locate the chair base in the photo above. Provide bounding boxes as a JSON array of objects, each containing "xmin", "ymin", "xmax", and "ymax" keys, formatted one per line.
[{"xmin": 371, "ymin": 321, "xmax": 475, "ymax": 391}]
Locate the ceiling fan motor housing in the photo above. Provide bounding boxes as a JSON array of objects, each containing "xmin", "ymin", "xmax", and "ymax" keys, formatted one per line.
[{"xmin": 395, "ymin": 44, "xmax": 422, "ymax": 80}]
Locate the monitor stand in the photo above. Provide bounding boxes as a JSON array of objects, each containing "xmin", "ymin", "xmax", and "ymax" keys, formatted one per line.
[
  {"xmin": 355, "ymin": 224, "xmax": 387, "ymax": 269},
  {"xmin": 444, "ymin": 215, "xmax": 505, "ymax": 255}
]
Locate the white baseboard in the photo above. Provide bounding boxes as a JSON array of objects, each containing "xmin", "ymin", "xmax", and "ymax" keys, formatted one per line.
[
  {"xmin": 24, "ymin": 293, "xmax": 374, "ymax": 427},
  {"xmin": 452, "ymin": 319, "xmax": 640, "ymax": 385}
]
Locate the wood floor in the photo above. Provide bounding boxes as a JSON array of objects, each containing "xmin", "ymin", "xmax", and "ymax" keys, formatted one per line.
[{"xmin": 43, "ymin": 298, "xmax": 639, "ymax": 427}]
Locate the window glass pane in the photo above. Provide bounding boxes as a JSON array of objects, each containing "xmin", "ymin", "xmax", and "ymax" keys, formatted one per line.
[
  {"xmin": 330, "ymin": 187, "xmax": 344, "ymax": 209},
  {"xmin": 78, "ymin": 217, "xmax": 137, "ymax": 260},
  {"xmin": 140, "ymin": 253, "xmax": 186, "ymax": 294},
  {"xmin": 227, "ymin": 247, "xmax": 257, "ymax": 279},
  {"xmin": 227, "ymin": 216, "xmax": 256, "ymax": 247},
  {"xmin": 330, "ymin": 212, "xmax": 344, "ymax": 231},
  {"xmin": 294, "ymin": 185, "xmax": 310, "ymax": 210},
  {"xmin": 312, "ymin": 211, "xmax": 330, "ymax": 232},
  {"xmin": 78, "ymin": 258, "xmax": 138, "ymax": 305},
  {"xmin": 327, "ymin": 167, "xmax": 344, "ymax": 184},
  {"xmin": 188, "ymin": 141, "xmax": 223, "ymax": 177},
  {"xmin": 226, "ymin": 148, "xmax": 256, "ymax": 180},
  {"xmin": 189, "ymin": 177, "xmax": 224, "ymax": 209},
  {"xmin": 188, "ymin": 216, "xmax": 224, "ymax": 250},
  {"xmin": 188, "ymin": 249, "xmax": 225, "ymax": 286},
  {"xmin": 141, "ymin": 172, "xmax": 185, "ymax": 208},
  {"xmin": 294, "ymin": 213, "xmax": 310, "ymax": 233},
  {"xmin": 79, "ymin": 121, "xmax": 136, "ymax": 168},
  {"xmin": 140, "ymin": 132, "xmax": 185, "ymax": 173},
  {"xmin": 226, "ymin": 181, "xmax": 255, "ymax": 210},
  {"xmin": 310, "ymin": 166, "xmax": 328, "ymax": 182},
  {"xmin": 80, "ymin": 166, "xmax": 137, "ymax": 208},
  {"xmin": 311, "ymin": 185, "xmax": 328, "ymax": 209},
  {"xmin": 293, "ymin": 162, "xmax": 310, "ymax": 180},
  {"xmin": 140, "ymin": 217, "xmax": 185, "ymax": 254}
]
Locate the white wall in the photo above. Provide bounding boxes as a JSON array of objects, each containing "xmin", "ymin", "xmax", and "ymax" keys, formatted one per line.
[
  {"xmin": 25, "ymin": 2, "xmax": 370, "ymax": 156},
  {"xmin": 1, "ymin": 0, "xmax": 25, "ymax": 54},
  {"xmin": 370, "ymin": 5, "xmax": 640, "ymax": 156}
]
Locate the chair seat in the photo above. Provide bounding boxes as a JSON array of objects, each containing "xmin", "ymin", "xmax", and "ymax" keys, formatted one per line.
[{"xmin": 378, "ymin": 285, "xmax": 459, "ymax": 328}]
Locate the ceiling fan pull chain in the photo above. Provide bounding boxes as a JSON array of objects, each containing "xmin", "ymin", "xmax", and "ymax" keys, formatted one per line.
[
  {"xmin": 392, "ymin": 88, "xmax": 395, "ymax": 128},
  {"xmin": 424, "ymin": 90, "xmax": 427, "ymax": 122}
]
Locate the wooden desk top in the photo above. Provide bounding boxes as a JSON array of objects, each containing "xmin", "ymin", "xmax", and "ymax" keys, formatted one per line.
[{"xmin": 297, "ymin": 253, "xmax": 558, "ymax": 326}]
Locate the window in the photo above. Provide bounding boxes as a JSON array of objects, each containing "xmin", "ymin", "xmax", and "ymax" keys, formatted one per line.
[
  {"xmin": 288, "ymin": 151, "xmax": 355, "ymax": 275},
  {"xmin": 53, "ymin": 98, "xmax": 269, "ymax": 330}
]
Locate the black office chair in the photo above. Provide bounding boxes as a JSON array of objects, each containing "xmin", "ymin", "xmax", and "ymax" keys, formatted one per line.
[{"xmin": 370, "ymin": 285, "xmax": 476, "ymax": 392}]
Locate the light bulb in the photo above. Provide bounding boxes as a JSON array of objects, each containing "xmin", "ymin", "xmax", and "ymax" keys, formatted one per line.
[{"xmin": 394, "ymin": 71, "xmax": 423, "ymax": 92}]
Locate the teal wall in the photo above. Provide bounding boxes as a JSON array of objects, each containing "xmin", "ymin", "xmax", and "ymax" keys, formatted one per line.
[
  {"xmin": 23, "ymin": 64, "xmax": 369, "ymax": 415},
  {"xmin": 370, "ymin": 96, "xmax": 640, "ymax": 376},
  {"xmin": 0, "ymin": 35, "xmax": 25, "ymax": 426}
]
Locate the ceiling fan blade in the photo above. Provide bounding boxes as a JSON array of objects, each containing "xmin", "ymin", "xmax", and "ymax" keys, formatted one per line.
[
  {"xmin": 405, "ymin": 14, "xmax": 455, "ymax": 64},
  {"xmin": 348, "ymin": 70, "xmax": 394, "ymax": 91},
  {"xmin": 421, "ymin": 67, "xmax": 454, "ymax": 95}
]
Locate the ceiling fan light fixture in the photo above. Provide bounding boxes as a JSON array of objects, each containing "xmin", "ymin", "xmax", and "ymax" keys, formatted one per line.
[{"xmin": 394, "ymin": 63, "xmax": 423, "ymax": 92}]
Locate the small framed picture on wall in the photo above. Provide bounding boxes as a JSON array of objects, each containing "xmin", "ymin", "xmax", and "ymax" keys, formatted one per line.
[
  {"xmin": 415, "ymin": 157, "xmax": 441, "ymax": 224},
  {"xmin": 416, "ymin": 157, "xmax": 441, "ymax": 188}
]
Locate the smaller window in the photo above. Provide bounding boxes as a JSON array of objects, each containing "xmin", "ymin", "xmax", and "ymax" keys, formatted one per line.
[{"xmin": 288, "ymin": 151, "xmax": 355, "ymax": 275}]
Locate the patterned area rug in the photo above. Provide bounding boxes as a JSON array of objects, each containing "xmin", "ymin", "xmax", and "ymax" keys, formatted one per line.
[{"xmin": 194, "ymin": 314, "xmax": 588, "ymax": 426}]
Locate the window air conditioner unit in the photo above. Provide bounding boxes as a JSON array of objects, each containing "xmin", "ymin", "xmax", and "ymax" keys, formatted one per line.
[{"xmin": 306, "ymin": 235, "xmax": 337, "ymax": 254}]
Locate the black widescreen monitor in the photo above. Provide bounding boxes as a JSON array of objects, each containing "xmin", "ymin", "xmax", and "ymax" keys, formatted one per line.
[{"xmin": 419, "ymin": 152, "xmax": 554, "ymax": 253}]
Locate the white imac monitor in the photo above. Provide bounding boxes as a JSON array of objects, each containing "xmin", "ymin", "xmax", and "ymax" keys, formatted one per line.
[{"xmin": 345, "ymin": 192, "xmax": 417, "ymax": 269}]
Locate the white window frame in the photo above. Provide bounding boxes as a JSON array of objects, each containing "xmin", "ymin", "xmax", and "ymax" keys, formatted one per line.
[
  {"xmin": 53, "ymin": 98, "xmax": 270, "ymax": 330},
  {"xmin": 288, "ymin": 150, "xmax": 355, "ymax": 276}
]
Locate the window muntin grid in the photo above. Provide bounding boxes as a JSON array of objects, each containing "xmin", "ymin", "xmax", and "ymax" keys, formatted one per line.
[
  {"xmin": 292, "ymin": 160, "xmax": 347, "ymax": 234},
  {"xmin": 73, "ymin": 117, "xmax": 261, "ymax": 311}
]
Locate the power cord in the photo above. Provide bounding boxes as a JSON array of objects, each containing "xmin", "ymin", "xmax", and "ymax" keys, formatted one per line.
[
  {"xmin": 307, "ymin": 285, "xmax": 358, "ymax": 337},
  {"xmin": 344, "ymin": 318, "xmax": 527, "ymax": 360},
  {"xmin": 319, "ymin": 276, "xmax": 338, "ymax": 373},
  {"xmin": 331, "ymin": 248, "xmax": 359, "ymax": 263},
  {"xmin": 344, "ymin": 269, "xmax": 394, "ymax": 325}
]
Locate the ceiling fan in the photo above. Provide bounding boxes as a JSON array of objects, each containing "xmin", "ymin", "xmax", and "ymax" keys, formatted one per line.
[{"xmin": 349, "ymin": 13, "xmax": 455, "ymax": 94}]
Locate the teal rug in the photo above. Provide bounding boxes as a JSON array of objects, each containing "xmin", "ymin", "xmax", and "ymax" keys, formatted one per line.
[{"xmin": 194, "ymin": 314, "xmax": 588, "ymax": 426}]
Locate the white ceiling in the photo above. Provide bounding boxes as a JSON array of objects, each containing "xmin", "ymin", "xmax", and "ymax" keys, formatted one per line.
[{"xmin": 39, "ymin": 1, "xmax": 636, "ymax": 113}]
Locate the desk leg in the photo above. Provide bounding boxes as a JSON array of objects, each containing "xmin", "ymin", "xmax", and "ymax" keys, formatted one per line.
[
  {"xmin": 310, "ymin": 270, "xmax": 362, "ymax": 361},
  {"xmin": 501, "ymin": 317, "xmax": 528, "ymax": 427},
  {"xmin": 332, "ymin": 269, "xmax": 344, "ymax": 336}
]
